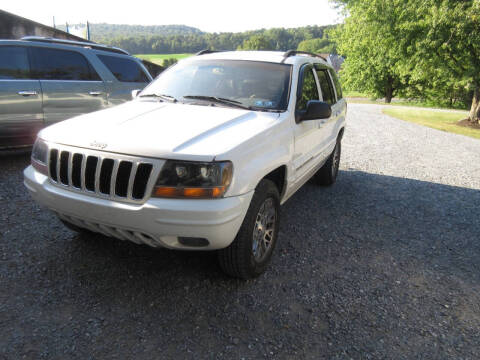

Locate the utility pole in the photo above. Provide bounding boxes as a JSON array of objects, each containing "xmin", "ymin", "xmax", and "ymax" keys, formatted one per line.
[
  {"xmin": 53, "ymin": 16, "xmax": 56, "ymax": 29},
  {"xmin": 66, "ymin": 22, "xmax": 69, "ymax": 33},
  {"xmin": 86, "ymin": 21, "xmax": 91, "ymax": 41}
]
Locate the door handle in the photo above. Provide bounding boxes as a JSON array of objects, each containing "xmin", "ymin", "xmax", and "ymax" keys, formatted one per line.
[
  {"xmin": 18, "ymin": 90, "xmax": 38, "ymax": 96},
  {"xmin": 89, "ymin": 91, "xmax": 103, "ymax": 96}
]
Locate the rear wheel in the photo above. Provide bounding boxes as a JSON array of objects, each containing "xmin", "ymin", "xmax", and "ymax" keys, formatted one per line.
[
  {"xmin": 314, "ymin": 140, "xmax": 341, "ymax": 186},
  {"xmin": 218, "ymin": 179, "xmax": 280, "ymax": 279}
]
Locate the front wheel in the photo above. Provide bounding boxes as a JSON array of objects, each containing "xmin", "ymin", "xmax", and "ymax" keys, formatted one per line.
[{"xmin": 218, "ymin": 179, "xmax": 280, "ymax": 279}]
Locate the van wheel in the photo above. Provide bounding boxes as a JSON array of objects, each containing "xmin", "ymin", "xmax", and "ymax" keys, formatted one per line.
[
  {"xmin": 314, "ymin": 140, "xmax": 341, "ymax": 186},
  {"xmin": 218, "ymin": 179, "xmax": 280, "ymax": 279}
]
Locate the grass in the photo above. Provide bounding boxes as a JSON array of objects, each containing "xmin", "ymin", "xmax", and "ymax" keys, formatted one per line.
[
  {"xmin": 135, "ymin": 53, "xmax": 193, "ymax": 65},
  {"xmin": 383, "ymin": 107, "xmax": 480, "ymax": 140},
  {"xmin": 343, "ymin": 90, "xmax": 372, "ymax": 98}
]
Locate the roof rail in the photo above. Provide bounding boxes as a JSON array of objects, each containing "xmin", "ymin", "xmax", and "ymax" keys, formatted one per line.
[
  {"xmin": 21, "ymin": 36, "xmax": 130, "ymax": 55},
  {"xmin": 195, "ymin": 49, "xmax": 219, "ymax": 56},
  {"xmin": 281, "ymin": 50, "xmax": 327, "ymax": 63}
]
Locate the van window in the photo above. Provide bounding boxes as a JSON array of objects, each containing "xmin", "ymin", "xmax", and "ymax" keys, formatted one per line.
[
  {"xmin": 30, "ymin": 47, "xmax": 101, "ymax": 81},
  {"xmin": 0, "ymin": 46, "xmax": 30, "ymax": 79},
  {"xmin": 97, "ymin": 55, "xmax": 149, "ymax": 83},
  {"xmin": 315, "ymin": 68, "xmax": 336, "ymax": 105}
]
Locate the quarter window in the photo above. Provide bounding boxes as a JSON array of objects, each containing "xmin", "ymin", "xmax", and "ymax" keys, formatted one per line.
[
  {"xmin": 0, "ymin": 46, "xmax": 30, "ymax": 79},
  {"xmin": 30, "ymin": 47, "xmax": 100, "ymax": 81},
  {"xmin": 97, "ymin": 55, "xmax": 149, "ymax": 83},
  {"xmin": 315, "ymin": 68, "xmax": 336, "ymax": 105},
  {"xmin": 297, "ymin": 67, "xmax": 319, "ymax": 110}
]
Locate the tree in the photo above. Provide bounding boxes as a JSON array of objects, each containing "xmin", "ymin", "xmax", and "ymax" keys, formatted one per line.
[
  {"xmin": 237, "ymin": 35, "xmax": 273, "ymax": 50},
  {"xmin": 404, "ymin": 0, "xmax": 480, "ymax": 123},
  {"xmin": 332, "ymin": 0, "xmax": 480, "ymax": 120},
  {"xmin": 163, "ymin": 58, "xmax": 178, "ymax": 67},
  {"xmin": 297, "ymin": 38, "xmax": 337, "ymax": 55},
  {"xmin": 331, "ymin": 1, "xmax": 409, "ymax": 103}
]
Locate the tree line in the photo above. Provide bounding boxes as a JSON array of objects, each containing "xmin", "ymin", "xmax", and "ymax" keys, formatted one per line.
[
  {"xmin": 331, "ymin": 0, "xmax": 480, "ymax": 123},
  {"xmin": 86, "ymin": 25, "xmax": 336, "ymax": 55}
]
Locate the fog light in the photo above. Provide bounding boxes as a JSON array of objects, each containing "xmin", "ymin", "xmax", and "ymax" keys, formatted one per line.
[{"xmin": 178, "ymin": 237, "xmax": 209, "ymax": 247}]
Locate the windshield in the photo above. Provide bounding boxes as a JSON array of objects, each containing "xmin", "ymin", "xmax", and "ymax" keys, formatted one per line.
[{"xmin": 141, "ymin": 59, "xmax": 292, "ymax": 111}]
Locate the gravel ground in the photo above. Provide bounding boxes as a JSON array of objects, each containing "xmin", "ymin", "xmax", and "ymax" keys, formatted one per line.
[{"xmin": 1, "ymin": 103, "xmax": 479, "ymax": 359}]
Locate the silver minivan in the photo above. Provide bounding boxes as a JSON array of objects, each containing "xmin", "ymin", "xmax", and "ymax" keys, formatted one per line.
[{"xmin": 0, "ymin": 37, "xmax": 152, "ymax": 148}]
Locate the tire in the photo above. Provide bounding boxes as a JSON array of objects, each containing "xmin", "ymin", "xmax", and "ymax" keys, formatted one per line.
[
  {"xmin": 218, "ymin": 179, "xmax": 280, "ymax": 279},
  {"xmin": 314, "ymin": 140, "xmax": 341, "ymax": 186}
]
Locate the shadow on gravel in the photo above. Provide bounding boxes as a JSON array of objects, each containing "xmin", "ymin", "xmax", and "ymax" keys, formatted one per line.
[
  {"xmin": 54, "ymin": 170, "xmax": 480, "ymax": 319},
  {"xmin": 64, "ymin": 169, "xmax": 480, "ymax": 283},
  {"xmin": 2, "ymin": 159, "xmax": 480, "ymax": 358}
]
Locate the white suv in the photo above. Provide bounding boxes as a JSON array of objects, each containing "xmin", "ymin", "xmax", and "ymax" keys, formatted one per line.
[{"xmin": 24, "ymin": 50, "xmax": 347, "ymax": 279}]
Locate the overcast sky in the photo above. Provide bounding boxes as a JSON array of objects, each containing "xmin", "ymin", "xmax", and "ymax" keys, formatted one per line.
[{"xmin": 3, "ymin": 0, "xmax": 342, "ymax": 33}]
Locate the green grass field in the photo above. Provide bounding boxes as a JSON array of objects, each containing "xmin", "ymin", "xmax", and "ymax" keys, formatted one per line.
[
  {"xmin": 343, "ymin": 90, "xmax": 372, "ymax": 98},
  {"xmin": 382, "ymin": 107, "xmax": 480, "ymax": 140},
  {"xmin": 135, "ymin": 54, "xmax": 193, "ymax": 65}
]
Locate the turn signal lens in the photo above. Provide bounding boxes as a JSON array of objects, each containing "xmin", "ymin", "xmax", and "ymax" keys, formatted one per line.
[{"xmin": 153, "ymin": 186, "xmax": 227, "ymax": 199}]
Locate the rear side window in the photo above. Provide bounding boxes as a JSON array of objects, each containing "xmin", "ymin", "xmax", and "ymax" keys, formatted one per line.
[
  {"xmin": 30, "ymin": 47, "xmax": 101, "ymax": 81},
  {"xmin": 297, "ymin": 67, "xmax": 319, "ymax": 111},
  {"xmin": 0, "ymin": 46, "xmax": 30, "ymax": 79},
  {"xmin": 329, "ymin": 69, "xmax": 343, "ymax": 100},
  {"xmin": 315, "ymin": 68, "xmax": 336, "ymax": 105},
  {"xmin": 97, "ymin": 55, "xmax": 149, "ymax": 83}
]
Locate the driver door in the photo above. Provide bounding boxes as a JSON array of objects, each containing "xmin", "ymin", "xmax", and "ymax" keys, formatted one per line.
[{"xmin": 292, "ymin": 64, "xmax": 325, "ymax": 182}]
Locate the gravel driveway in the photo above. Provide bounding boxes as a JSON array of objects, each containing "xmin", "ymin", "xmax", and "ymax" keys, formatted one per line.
[{"xmin": 1, "ymin": 103, "xmax": 479, "ymax": 359}]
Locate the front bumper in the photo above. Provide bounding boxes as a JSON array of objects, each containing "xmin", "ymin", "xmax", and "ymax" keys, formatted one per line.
[{"xmin": 24, "ymin": 166, "xmax": 253, "ymax": 250}]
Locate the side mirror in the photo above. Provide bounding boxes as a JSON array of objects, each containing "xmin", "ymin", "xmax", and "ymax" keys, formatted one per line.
[
  {"xmin": 296, "ymin": 100, "xmax": 331, "ymax": 123},
  {"xmin": 131, "ymin": 89, "xmax": 142, "ymax": 99}
]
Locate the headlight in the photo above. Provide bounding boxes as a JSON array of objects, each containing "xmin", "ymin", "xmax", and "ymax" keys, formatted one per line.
[
  {"xmin": 31, "ymin": 138, "xmax": 48, "ymax": 175},
  {"xmin": 152, "ymin": 160, "xmax": 233, "ymax": 199}
]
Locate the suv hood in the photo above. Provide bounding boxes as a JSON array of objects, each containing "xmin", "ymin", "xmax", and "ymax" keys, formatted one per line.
[{"xmin": 39, "ymin": 100, "xmax": 281, "ymax": 161}]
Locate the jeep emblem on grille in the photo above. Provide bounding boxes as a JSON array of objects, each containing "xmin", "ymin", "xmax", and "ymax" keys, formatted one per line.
[{"xmin": 90, "ymin": 141, "xmax": 107, "ymax": 149}]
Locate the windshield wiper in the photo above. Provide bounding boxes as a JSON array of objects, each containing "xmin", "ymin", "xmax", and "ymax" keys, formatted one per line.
[
  {"xmin": 139, "ymin": 93, "xmax": 178, "ymax": 103},
  {"xmin": 183, "ymin": 95, "xmax": 250, "ymax": 110}
]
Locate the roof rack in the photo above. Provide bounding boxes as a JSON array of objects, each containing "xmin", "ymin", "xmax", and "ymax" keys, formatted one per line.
[
  {"xmin": 195, "ymin": 49, "xmax": 220, "ymax": 56},
  {"xmin": 21, "ymin": 36, "xmax": 130, "ymax": 55},
  {"xmin": 281, "ymin": 50, "xmax": 327, "ymax": 63}
]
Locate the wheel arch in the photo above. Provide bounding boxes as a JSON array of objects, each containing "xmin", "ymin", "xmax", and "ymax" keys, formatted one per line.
[
  {"xmin": 260, "ymin": 165, "xmax": 287, "ymax": 198},
  {"xmin": 338, "ymin": 127, "xmax": 345, "ymax": 141}
]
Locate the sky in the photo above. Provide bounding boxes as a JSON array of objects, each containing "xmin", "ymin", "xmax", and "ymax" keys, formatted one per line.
[{"xmin": 3, "ymin": 0, "xmax": 342, "ymax": 33}]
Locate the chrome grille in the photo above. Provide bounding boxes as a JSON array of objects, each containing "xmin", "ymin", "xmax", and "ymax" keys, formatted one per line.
[{"xmin": 47, "ymin": 145, "xmax": 163, "ymax": 203}]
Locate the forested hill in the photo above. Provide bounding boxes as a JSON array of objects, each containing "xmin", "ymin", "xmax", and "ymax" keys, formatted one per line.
[
  {"xmin": 57, "ymin": 23, "xmax": 204, "ymax": 38},
  {"xmin": 58, "ymin": 23, "xmax": 336, "ymax": 55}
]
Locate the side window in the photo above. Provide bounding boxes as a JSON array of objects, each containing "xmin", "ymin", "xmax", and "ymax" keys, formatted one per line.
[
  {"xmin": 0, "ymin": 46, "xmax": 30, "ymax": 79},
  {"xmin": 97, "ymin": 55, "xmax": 149, "ymax": 83},
  {"xmin": 297, "ymin": 66, "xmax": 319, "ymax": 111},
  {"xmin": 315, "ymin": 68, "xmax": 336, "ymax": 105},
  {"xmin": 329, "ymin": 69, "xmax": 343, "ymax": 100},
  {"xmin": 30, "ymin": 47, "xmax": 100, "ymax": 81}
]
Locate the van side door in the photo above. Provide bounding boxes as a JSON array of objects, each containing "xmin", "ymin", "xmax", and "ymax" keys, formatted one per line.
[
  {"xmin": 30, "ymin": 46, "xmax": 107, "ymax": 126},
  {"xmin": 293, "ymin": 64, "xmax": 324, "ymax": 182},
  {"xmin": 0, "ymin": 45, "xmax": 43, "ymax": 147}
]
